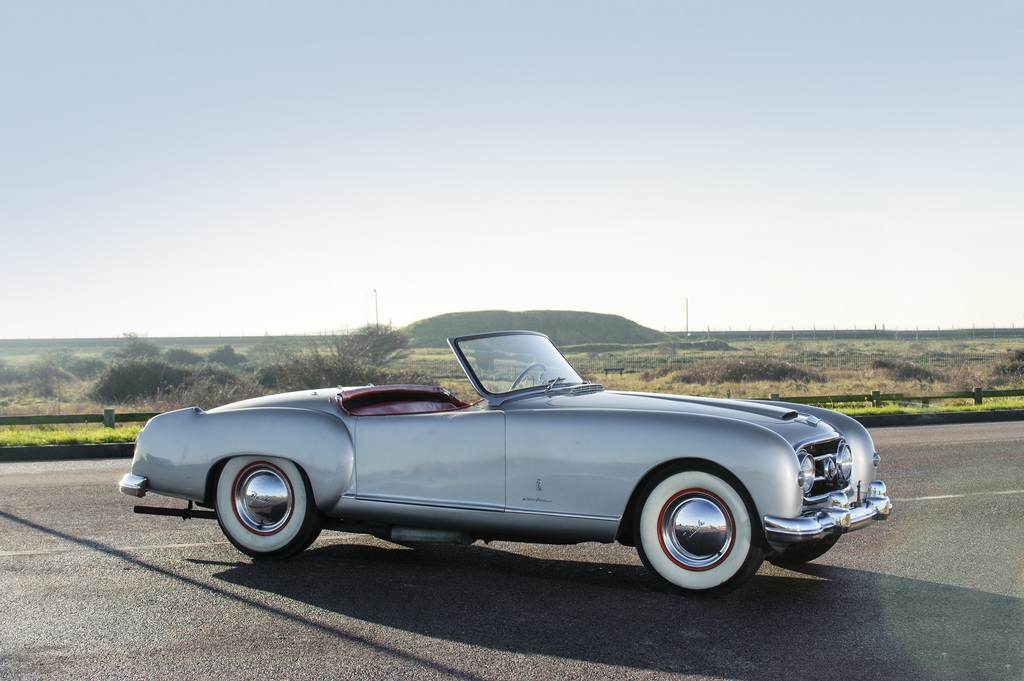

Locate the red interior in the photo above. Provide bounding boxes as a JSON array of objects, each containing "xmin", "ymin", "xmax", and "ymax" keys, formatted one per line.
[{"xmin": 338, "ymin": 384, "xmax": 472, "ymax": 416}]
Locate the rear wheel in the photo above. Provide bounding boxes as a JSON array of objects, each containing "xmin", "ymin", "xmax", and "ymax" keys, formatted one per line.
[
  {"xmin": 634, "ymin": 467, "xmax": 764, "ymax": 596},
  {"xmin": 215, "ymin": 456, "xmax": 321, "ymax": 559}
]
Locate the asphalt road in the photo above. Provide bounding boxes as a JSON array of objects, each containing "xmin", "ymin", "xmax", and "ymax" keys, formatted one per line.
[{"xmin": 1, "ymin": 422, "xmax": 1022, "ymax": 681}]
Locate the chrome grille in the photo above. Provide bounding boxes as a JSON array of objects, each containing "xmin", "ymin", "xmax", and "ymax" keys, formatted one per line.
[{"xmin": 800, "ymin": 437, "xmax": 850, "ymax": 500}]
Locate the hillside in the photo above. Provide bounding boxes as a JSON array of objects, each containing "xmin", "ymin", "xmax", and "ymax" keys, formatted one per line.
[{"xmin": 403, "ymin": 310, "xmax": 669, "ymax": 348}]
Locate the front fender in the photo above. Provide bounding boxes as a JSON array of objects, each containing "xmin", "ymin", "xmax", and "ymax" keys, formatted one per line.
[
  {"xmin": 506, "ymin": 409, "xmax": 804, "ymax": 525},
  {"xmin": 131, "ymin": 406, "xmax": 354, "ymax": 511},
  {"xmin": 770, "ymin": 401, "xmax": 880, "ymax": 493},
  {"xmin": 630, "ymin": 411, "xmax": 805, "ymax": 523}
]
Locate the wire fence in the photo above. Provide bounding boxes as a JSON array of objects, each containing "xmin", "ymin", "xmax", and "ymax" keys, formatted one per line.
[{"xmin": 392, "ymin": 351, "xmax": 999, "ymax": 379}]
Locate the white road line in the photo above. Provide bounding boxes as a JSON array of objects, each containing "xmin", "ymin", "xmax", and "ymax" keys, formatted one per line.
[
  {"xmin": 0, "ymin": 534, "xmax": 368, "ymax": 558},
  {"xmin": 0, "ymin": 540, "xmax": 231, "ymax": 557},
  {"xmin": 895, "ymin": 489, "xmax": 1024, "ymax": 502}
]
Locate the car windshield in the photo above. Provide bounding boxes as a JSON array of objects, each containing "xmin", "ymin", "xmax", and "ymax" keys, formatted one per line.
[{"xmin": 449, "ymin": 331, "xmax": 585, "ymax": 402}]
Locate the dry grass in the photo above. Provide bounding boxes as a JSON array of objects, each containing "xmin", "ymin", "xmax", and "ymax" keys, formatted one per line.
[{"xmin": 3, "ymin": 336, "xmax": 1022, "ymax": 448}]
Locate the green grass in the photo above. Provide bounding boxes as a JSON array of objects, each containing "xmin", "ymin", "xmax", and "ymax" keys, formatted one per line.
[
  {"xmin": 0, "ymin": 424, "xmax": 143, "ymax": 447},
  {"xmin": 835, "ymin": 396, "xmax": 1024, "ymax": 417}
]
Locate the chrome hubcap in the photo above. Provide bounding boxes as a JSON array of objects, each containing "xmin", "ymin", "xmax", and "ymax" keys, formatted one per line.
[
  {"xmin": 232, "ymin": 463, "xmax": 293, "ymax": 534},
  {"xmin": 659, "ymin": 491, "xmax": 734, "ymax": 570}
]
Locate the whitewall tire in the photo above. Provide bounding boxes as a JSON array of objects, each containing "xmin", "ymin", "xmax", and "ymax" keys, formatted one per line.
[
  {"xmin": 215, "ymin": 456, "xmax": 321, "ymax": 559},
  {"xmin": 634, "ymin": 467, "xmax": 764, "ymax": 596}
]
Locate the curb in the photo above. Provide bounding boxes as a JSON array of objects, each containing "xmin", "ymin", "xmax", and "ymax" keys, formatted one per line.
[
  {"xmin": 854, "ymin": 409, "xmax": 1024, "ymax": 429},
  {"xmin": 0, "ymin": 442, "xmax": 134, "ymax": 463}
]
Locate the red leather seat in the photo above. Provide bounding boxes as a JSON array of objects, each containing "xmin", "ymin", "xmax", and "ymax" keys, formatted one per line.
[{"xmin": 338, "ymin": 384, "xmax": 471, "ymax": 416}]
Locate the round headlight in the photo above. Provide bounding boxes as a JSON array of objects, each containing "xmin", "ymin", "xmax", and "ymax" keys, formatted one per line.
[
  {"xmin": 873, "ymin": 451, "xmax": 881, "ymax": 469},
  {"xmin": 798, "ymin": 453, "xmax": 815, "ymax": 495},
  {"xmin": 837, "ymin": 443, "xmax": 853, "ymax": 482}
]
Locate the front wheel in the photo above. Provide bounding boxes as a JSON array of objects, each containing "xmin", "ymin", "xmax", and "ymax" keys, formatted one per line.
[
  {"xmin": 634, "ymin": 467, "xmax": 764, "ymax": 596},
  {"xmin": 216, "ymin": 456, "xmax": 321, "ymax": 559}
]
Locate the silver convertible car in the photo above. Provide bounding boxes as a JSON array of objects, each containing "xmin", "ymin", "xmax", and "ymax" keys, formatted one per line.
[{"xmin": 120, "ymin": 330, "xmax": 891, "ymax": 596}]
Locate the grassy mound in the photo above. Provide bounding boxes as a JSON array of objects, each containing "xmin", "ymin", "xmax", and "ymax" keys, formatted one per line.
[{"xmin": 404, "ymin": 310, "xmax": 668, "ymax": 348}]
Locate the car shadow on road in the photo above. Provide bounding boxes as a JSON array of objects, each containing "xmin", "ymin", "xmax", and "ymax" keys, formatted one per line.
[{"xmin": 211, "ymin": 537, "xmax": 1024, "ymax": 680}]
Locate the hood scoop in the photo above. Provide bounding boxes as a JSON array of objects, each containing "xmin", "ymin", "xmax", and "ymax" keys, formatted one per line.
[{"xmin": 632, "ymin": 393, "xmax": 805, "ymax": 422}]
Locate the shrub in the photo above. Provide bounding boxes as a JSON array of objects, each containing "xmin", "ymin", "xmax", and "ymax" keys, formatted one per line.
[
  {"xmin": 207, "ymin": 345, "xmax": 247, "ymax": 368},
  {"xmin": 375, "ymin": 367, "xmax": 435, "ymax": 386},
  {"xmin": 721, "ymin": 358, "xmax": 823, "ymax": 382},
  {"xmin": 251, "ymin": 326, "xmax": 416, "ymax": 392},
  {"xmin": 91, "ymin": 359, "xmax": 252, "ymax": 405},
  {"xmin": 331, "ymin": 324, "xmax": 410, "ymax": 366},
  {"xmin": 165, "ymin": 348, "xmax": 204, "ymax": 365},
  {"xmin": 66, "ymin": 357, "xmax": 107, "ymax": 380},
  {"xmin": 153, "ymin": 374, "xmax": 265, "ymax": 411},
  {"xmin": 0, "ymin": 359, "xmax": 25, "ymax": 386},
  {"xmin": 666, "ymin": 361, "xmax": 720, "ymax": 385},
  {"xmin": 681, "ymin": 340, "xmax": 734, "ymax": 352},
  {"xmin": 192, "ymin": 364, "xmax": 239, "ymax": 386},
  {"xmin": 669, "ymin": 358, "xmax": 824, "ymax": 384},
  {"xmin": 113, "ymin": 333, "xmax": 161, "ymax": 360},
  {"xmin": 993, "ymin": 349, "xmax": 1024, "ymax": 383},
  {"xmin": 253, "ymin": 352, "xmax": 434, "ymax": 393},
  {"xmin": 869, "ymin": 358, "xmax": 944, "ymax": 383},
  {"xmin": 92, "ymin": 359, "xmax": 192, "ymax": 404},
  {"xmin": 33, "ymin": 365, "xmax": 75, "ymax": 397},
  {"xmin": 254, "ymin": 353, "xmax": 377, "ymax": 392}
]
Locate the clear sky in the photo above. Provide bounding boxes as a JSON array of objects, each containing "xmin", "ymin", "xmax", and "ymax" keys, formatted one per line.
[{"xmin": 2, "ymin": 1, "xmax": 1021, "ymax": 339}]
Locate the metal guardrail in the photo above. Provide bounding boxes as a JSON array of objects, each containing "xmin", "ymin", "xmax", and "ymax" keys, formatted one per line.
[
  {"xmin": 0, "ymin": 409, "xmax": 158, "ymax": 428},
  {"xmin": 767, "ymin": 388, "xmax": 1024, "ymax": 407}
]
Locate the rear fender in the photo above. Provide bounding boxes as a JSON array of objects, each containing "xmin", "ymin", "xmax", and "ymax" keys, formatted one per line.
[{"xmin": 132, "ymin": 407, "xmax": 354, "ymax": 511}]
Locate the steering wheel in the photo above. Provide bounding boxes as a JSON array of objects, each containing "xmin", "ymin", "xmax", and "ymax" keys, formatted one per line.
[{"xmin": 510, "ymin": 362, "xmax": 547, "ymax": 391}]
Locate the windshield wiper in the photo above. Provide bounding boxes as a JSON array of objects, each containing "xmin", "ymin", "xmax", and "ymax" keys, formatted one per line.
[{"xmin": 544, "ymin": 377, "xmax": 568, "ymax": 394}]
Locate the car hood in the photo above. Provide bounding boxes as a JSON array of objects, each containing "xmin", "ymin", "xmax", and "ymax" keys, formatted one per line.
[{"xmin": 535, "ymin": 389, "xmax": 838, "ymax": 447}]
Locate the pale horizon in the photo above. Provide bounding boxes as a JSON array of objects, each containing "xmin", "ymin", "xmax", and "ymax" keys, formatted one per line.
[
  {"xmin": 3, "ymin": 2, "xmax": 1021, "ymax": 339},
  {"xmin": 3, "ymin": 311, "xmax": 1022, "ymax": 343}
]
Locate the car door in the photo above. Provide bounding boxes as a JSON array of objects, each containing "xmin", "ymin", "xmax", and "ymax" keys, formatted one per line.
[{"xmin": 352, "ymin": 408, "xmax": 505, "ymax": 511}]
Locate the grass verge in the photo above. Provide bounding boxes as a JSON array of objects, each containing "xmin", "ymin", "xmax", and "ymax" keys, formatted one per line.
[
  {"xmin": 835, "ymin": 396, "xmax": 1024, "ymax": 417},
  {"xmin": 0, "ymin": 424, "xmax": 144, "ymax": 447}
]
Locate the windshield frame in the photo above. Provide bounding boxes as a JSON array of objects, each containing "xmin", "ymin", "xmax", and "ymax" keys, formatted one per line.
[{"xmin": 448, "ymin": 330, "xmax": 587, "ymax": 406}]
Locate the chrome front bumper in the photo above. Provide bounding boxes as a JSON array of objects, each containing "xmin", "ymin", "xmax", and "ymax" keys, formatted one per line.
[
  {"xmin": 119, "ymin": 474, "xmax": 148, "ymax": 498},
  {"xmin": 763, "ymin": 481, "xmax": 891, "ymax": 545}
]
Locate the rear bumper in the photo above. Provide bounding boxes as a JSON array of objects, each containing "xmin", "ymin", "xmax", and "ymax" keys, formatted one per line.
[
  {"xmin": 763, "ymin": 480, "xmax": 891, "ymax": 545},
  {"xmin": 119, "ymin": 474, "xmax": 148, "ymax": 498}
]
